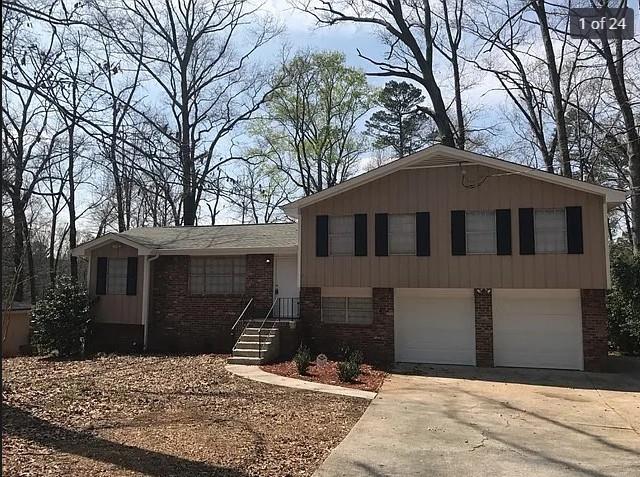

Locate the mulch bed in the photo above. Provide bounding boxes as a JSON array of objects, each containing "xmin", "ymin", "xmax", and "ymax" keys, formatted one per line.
[
  {"xmin": 2, "ymin": 354, "xmax": 368, "ymax": 477},
  {"xmin": 261, "ymin": 360, "xmax": 386, "ymax": 392}
]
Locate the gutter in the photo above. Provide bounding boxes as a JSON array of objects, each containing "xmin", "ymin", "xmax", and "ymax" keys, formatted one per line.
[{"xmin": 142, "ymin": 253, "xmax": 160, "ymax": 351}]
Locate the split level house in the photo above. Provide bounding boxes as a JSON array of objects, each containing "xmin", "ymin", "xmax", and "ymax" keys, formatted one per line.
[{"xmin": 72, "ymin": 145, "xmax": 627, "ymax": 371}]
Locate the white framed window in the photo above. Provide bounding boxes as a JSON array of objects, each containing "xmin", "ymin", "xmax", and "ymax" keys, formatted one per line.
[
  {"xmin": 466, "ymin": 211, "xmax": 496, "ymax": 254},
  {"xmin": 329, "ymin": 215, "xmax": 354, "ymax": 256},
  {"xmin": 190, "ymin": 256, "xmax": 246, "ymax": 295},
  {"xmin": 321, "ymin": 296, "xmax": 373, "ymax": 324},
  {"xmin": 389, "ymin": 214, "xmax": 416, "ymax": 255},
  {"xmin": 107, "ymin": 258, "xmax": 128, "ymax": 295},
  {"xmin": 534, "ymin": 208, "xmax": 567, "ymax": 253}
]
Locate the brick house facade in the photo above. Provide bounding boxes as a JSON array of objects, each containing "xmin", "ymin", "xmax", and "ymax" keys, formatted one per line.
[
  {"xmin": 300, "ymin": 287, "xmax": 394, "ymax": 364},
  {"xmin": 300, "ymin": 286, "xmax": 607, "ymax": 370},
  {"xmin": 148, "ymin": 254, "xmax": 273, "ymax": 353}
]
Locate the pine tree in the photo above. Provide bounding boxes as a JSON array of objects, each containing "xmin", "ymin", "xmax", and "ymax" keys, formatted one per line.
[{"xmin": 366, "ymin": 81, "xmax": 436, "ymax": 157}]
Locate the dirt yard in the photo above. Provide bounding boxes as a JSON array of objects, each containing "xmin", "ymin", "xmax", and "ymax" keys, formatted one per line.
[{"xmin": 2, "ymin": 354, "xmax": 369, "ymax": 477}]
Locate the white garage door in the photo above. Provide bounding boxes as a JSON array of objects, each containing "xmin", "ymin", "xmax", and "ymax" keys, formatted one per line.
[
  {"xmin": 395, "ymin": 289, "xmax": 476, "ymax": 365},
  {"xmin": 493, "ymin": 289, "xmax": 583, "ymax": 370}
]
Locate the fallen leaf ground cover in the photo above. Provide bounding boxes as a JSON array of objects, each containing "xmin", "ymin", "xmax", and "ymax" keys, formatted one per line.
[{"xmin": 2, "ymin": 354, "xmax": 368, "ymax": 477}]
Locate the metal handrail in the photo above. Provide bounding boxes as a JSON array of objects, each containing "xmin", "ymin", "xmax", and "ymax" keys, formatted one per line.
[
  {"xmin": 231, "ymin": 297, "xmax": 254, "ymax": 332},
  {"xmin": 258, "ymin": 297, "xmax": 279, "ymax": 359}
]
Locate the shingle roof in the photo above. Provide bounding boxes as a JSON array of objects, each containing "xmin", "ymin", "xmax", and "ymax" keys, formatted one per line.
[{"xmin": 118, "ymin": 223, "xmax": 298, "ymax": 251}]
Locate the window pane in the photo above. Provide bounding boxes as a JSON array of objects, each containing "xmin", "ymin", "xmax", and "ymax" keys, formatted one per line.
[
  {"xmin": 329, "ymin": 216, "xmax": 354, "ymax": 256},
  {"xmin": 535, "ymin": 209, "xmax": 567, "ymax": 253},
  {"xmin": 190, "ymin": 256, "xmax": 246, "ymax": 295},
  {"xmin": 206, "ymin": 275, "xmax": 232, "ymax": 294},
  {"xmin": 107, "ymin": 258, "xmax": 127, "ymax": 295},
  {"xmin": 190, "ymin": 257, "xmax": 206, "ymax": 275},
  {"xmin": 190, "ymin": 274, "xmax": 205, "ymax": 295},
  {"xmin": 389, "ymin": 214, "xmax": 416, "ymax": 255},
  {"xmin": 322, "ymin": 297, "xmax": 347, "ymax": 323},
  {"xmin": 466, "ymin": 211, "xmax": 496, "ymax": 254},
  {"xmin": 347, "ymin": 297, "xmax": 373, "ymax": 324}
]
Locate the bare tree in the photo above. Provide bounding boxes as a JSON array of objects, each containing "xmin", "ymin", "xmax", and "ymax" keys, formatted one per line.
[
  {"xmin": 93, "ymin": 0, "xmax": 281, "ymax": 225},
  {"xmin": 2, "ymin": 22, "xmax": 69, "ymax": 300}
]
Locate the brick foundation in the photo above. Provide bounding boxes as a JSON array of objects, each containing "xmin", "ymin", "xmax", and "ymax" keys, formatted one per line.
[
  {"xmin": 148, "ymin": 254, "xmax": 273, "ymax": 353},
  {"xmin": 88, "ymin": 323, "xmax": 144, "ymax": 353},
  {"xmin": 581, "ymin": 289, "xmax": 608, "ymax": 371},
  {"xmin": 300, "ymin": 287, "xmax": 394, "ymax": 364},
  {"xmin": 474, "ymin": 288, "xmax": 494, "ymax": 367}
]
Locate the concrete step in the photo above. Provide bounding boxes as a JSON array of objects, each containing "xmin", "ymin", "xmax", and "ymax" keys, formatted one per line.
[
  {"xmin": 243, "ymin": 327, "xmax": 279, "ymax": 334},
  {"xmin": 233, "ymin": 348, "xmax": 271, "ymax": 358},
  {"xmin": 227, "ymin": 356, "xmax": 264, "ymax": 365},
  {"xmin": 234, "ymin": 341, "xmax": 273, "ymax": 350},
  {"xmin": 238, "ymin": 333, "xmax": 276, "ymax": 342}
]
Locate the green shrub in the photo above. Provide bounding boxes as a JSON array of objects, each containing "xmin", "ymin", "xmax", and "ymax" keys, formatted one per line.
[
  {"xmin": 608, "ymin": 248, "xmax": 640, "ymax": 355},
  {"xmin": 337, "ymin": 359, "xmax": 360, "ymax": 383},
  {"xmin": 339, "ymin": 345, "xmax": 364, "ymax": 365},
  {"xmin": 294, "ymin": 345, "xmax": 313, "ymax": 375},
  {"xmin": 31, "ymin": 276, "xmax": 94, "ymax": 358}
]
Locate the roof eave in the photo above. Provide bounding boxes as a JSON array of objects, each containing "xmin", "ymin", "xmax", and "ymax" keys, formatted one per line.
[
  {"xmin": 281, "ymin": 144, "xmax": 628, "ymax": 213},
  {"xmin": 153, "ymin": 246, "xmax": 298, "ymax": 256},
  {"xmin": 71, "ymin": 234, "xmax": 153, "ymax": 257}
]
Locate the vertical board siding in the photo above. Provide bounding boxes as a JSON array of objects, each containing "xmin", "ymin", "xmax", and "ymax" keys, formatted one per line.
[
  {"xmin": 90, "ymin": 243, "xmax": 144, "ymax": 325},
  {"xmin": 301, "ymin": 164, "xmax": 607, "ymax": 289}
]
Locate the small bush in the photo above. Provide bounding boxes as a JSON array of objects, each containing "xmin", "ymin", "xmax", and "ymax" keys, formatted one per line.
[
  {"xmin": 339, "ymin": 345, "xmax": 364, "ymax": 366},
  {"xmin": 294, "ymin": 345, "xmax": 313, "ymax": 375},
  {"xmin": 337, "ymin": 359, "xmax": 360, "ymax": 383},
  {"xmin": 31, "ymin": 276, "xmax": 94, "ymax": 358}
]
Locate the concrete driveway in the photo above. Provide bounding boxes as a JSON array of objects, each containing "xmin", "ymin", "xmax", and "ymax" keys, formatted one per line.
[{"xmin": 314, "ymin": 359, "xmax": 640, "ymax": 477}]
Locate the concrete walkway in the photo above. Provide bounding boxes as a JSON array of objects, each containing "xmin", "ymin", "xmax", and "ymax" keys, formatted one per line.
[
  {"xmin": 313, "ymin": 364, "xmax": 640, "ymax": 476},
  {"xmin": 225, "ymin": 364, "xmax": 377, "ymax": 400}
]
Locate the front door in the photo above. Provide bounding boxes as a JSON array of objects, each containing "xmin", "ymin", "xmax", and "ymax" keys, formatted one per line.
[{"xmin": 273, "ymin": 255, "xmax": 298, "ymax": 318}]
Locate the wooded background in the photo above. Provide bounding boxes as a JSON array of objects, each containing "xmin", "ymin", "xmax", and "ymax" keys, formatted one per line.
[{"xmin": 2, "ymin": 0, "xmax": 638, "ymax": 304}]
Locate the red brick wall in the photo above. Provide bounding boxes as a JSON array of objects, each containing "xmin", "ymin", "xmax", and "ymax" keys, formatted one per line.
[
  {"xmin": 474, "ymin": 288, "xmax": 494, "ymax": 367},
  {"xmin": 581, "ymin": 289, "xmax": 608, "ymax": 371},
  {"xmin": 300, "ymin": 287, "xmax": 394, "ymax": 364},
  {"xmin": 149, "ymin": 254, "xmax": 273, "ymax": 353}
]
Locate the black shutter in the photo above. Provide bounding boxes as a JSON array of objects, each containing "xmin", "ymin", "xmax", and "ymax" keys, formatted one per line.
[
  {"xmin": 375, "ymin": 213, "xmax": 388, "ymax": 256},
  {"xmin": 126, "ymin": 257, "xmax": 138, "ymax": 296},
  {"xmin": 451, "ymin": 210, "xmax": 466, "ymax": 256},
  {"xmin": 566, "ymin": 206, "xmax": 584, "ymax": 254},
  {"xmin": 354, "ymin": 214, "xmax": 368, "ymax": 256},
  {"xmin": 96, "ymin": 257, "xmax": 108, "ymax": 295},
  {"xmin": 316, "ymin": 215, "xmax": 329, "ymax": 257},
  {"xmin": 416, "ymin": 212, "xmax": 430, "ymax": 256},
  {"xmin": 519, "ymin": 208, "xmax": 535, "ymax": 255},
  {"xmin": 496, "ymin": 209, "xmax": 512, "ymax": 255}
]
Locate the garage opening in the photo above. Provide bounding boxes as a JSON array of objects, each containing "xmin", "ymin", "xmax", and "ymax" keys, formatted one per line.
[
  {"xmin": 394, "ymin": 289, "xmax": 476, "ymax": 365},
  {"xmin": 493, "ymin": 289, "xmax": 583, "ymax": 370}
]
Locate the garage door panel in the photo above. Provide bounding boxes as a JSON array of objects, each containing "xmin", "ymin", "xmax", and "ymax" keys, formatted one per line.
[
  {"xmin": 493, "ymin": 290, "xmax": 583, "ymax": 370},
  {"xmin": 395, "ymin": 289, "xmax": 476, "ymax": 365}
]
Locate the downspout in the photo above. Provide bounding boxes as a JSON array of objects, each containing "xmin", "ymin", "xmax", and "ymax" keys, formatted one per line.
[{"xmin": 142, "ymin": 253, "xmax": 160, "ymax": 351}]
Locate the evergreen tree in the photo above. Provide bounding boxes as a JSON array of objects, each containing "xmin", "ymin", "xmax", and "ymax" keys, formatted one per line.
[{"xmin": 366, "ymin": 81, "xmax": 436, "ymax": 157}]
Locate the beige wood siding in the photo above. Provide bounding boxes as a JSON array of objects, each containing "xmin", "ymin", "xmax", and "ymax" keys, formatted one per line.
[
  {"xmin": 89, "ymin": 243, "xmax": 144, "ymax": 324},
  {"xmin": 300, "ymin": 164, "xmax": 608, "ymax": 289}
]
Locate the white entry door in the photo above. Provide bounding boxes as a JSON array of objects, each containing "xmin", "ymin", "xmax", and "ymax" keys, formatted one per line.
[
  {"xmin": 395, "ymin": 289, "xmax": 476, "ymax": 365},
  {"xmin": 274, "ymin": 255, "xmax": 298, "ymax": 317},
  {"xmin": 493, "ymin": 289, "xmax": 583, "ymax": 370}
]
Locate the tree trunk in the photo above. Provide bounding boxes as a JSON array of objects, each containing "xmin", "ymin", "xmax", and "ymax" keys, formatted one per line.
[
  {"xmin": 533, "ymin": 0, "xmax": 571, "ymax": 177},
  {"xmin": 600, "ymin": 35, "xmax": 640, "ymax": 253},
  {"xmin": 11, "ymin": 196, "xmax": 25, "ymax": 303},
  {"xmin": 68, "ymin": 119, "xmax": 78, "ymax": 280}
]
